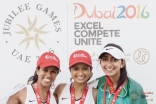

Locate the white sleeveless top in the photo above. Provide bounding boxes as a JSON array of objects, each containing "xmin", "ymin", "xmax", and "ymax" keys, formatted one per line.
[
  {"xmin": 59, "ymin": 83, "xmax": 95, "ymax": 104},
  {"xmin": 24, "ymin": 85, "xmax": 57, "ymax": 104}
]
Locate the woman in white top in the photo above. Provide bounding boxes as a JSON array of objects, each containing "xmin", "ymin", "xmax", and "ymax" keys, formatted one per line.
[
  {"xmin": 7, "ymin": 52, "xmax": 60, "ymax": 104},
  {"xmin": 54, "ymin": 50, "xmax": 97, "ymax": 104}
]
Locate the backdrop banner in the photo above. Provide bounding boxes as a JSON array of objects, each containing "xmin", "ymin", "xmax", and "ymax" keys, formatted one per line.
[{"xmin": 0, "ymin": 0, "xmax": 155, "ymax": 104}]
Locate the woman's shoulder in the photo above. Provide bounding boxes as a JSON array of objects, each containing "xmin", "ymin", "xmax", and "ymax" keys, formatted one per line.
[
  {"xmin": 12, "ymin": 87, "xmax": 27, "ymax": 98},
  {"xmin": 54, "ymin": 83, "xmax": 67, "ymax": 96},
  {"xmin": 19, "ymin": 87, "xmax": 27, "ymax": 93},
  {"xmin": 96, "ymin": 76, "xmax": 106, "ymax": 88},
  {"xmin": 92, "ymin": 87, "xmax": 97, "ymax": 93},
  {"xmin": 7, "ymin": 87, "xmax": 27, "ymax": 104},
  {"xmin": 128, "ymin": 77, "xmax": 142, "ymax": 87},
  {"xmin": 17, "ymin": 87, "xmax": 27, "ymax": 101},
  {"xmin": 127, "ymin": 78, "xmax": 148, "ymax": 104},
  {"xmin": 92, "ymin": 87, "xmax": 97, "ymax": 96},
  {"xmin": 57, "ymin": 83, "xmax": 67, "ymax": 89},
  {"xmin": 127, "ymin": 77, "xmax": 144, "ymax": 91},
  {"xmin": 53, "ymin": 83, "xmax": 68, "ymax": 103},
  {"xmin": 92, "ymin": 87, "xmax": 97, "ymax": 103}
]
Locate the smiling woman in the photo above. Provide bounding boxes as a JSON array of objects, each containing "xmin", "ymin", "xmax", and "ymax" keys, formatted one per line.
[
  {"xmin": 96, "ymin": 43, "xmax": 148, "ymax": 104},
  {"xmin": 6, "ymin": 52, "xmax": 60, "ymax": 104},
  {"xmin": 54, "ymin": 50, "xmax": 97, "ymax": 104}
]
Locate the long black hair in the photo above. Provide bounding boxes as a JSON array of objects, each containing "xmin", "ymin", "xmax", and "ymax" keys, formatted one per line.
[
  {"xmin": 27, "ymin": 66, "xmax": 40, "ymax": 84},
  {"xmin": 99, "ymin": 43, "xmax": 128, "ymax": 92}
]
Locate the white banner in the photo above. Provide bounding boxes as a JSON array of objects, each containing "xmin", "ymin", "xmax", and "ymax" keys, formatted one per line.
[{"xmin": 0, "ymin": 0, "xmax": 155, "ymax": 104}]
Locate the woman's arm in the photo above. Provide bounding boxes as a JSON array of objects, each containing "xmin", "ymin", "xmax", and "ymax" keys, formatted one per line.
[
  {"xmin": 6, "ymin": 87, "xmax": 26, "ymax": 104},
  {"xmin": 93, "ymin": 87, "xmax": 97, "ymax": 104},
  {"xmin": 53, "ymin": 83, "xmax": 66, "ymax": 103}
]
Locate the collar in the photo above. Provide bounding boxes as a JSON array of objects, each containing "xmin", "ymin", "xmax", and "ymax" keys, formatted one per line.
[
  {"xmin": 100, "ymin": 76, "xmax": 128, "ymax": 97},
  {"xmin": 106, "ymin": 75, "xmax": 115, "ymax": 94}
]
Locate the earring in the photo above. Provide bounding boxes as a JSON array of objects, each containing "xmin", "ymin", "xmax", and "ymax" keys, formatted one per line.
[
  {"xmin": 51, "ymin": 83, "xmax": 55, "ymax": 89},
  {"xmin": 70, "ymin": 78, "xmax": 74, "ymax": 83}
]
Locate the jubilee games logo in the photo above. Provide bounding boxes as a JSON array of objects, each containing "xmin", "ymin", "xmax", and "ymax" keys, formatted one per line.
[{"xmin": 2, "ymin": 3, "xmax": 62, "ymax": 63}]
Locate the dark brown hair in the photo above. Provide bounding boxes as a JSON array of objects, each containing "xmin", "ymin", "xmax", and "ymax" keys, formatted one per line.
[{"xmin": 27, "ymin": 66, "xmax": 40, "ymax": 84}]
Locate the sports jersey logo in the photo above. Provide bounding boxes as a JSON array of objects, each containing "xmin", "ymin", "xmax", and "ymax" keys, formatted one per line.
[
  {"xmin": 29, "ymin": 100, "xmax": 36, "ymax": 102},
  {"xmin": 130, "ymin": 91, "xmax": 139, "ymax": 101},
  {"xmin": 62, "ymin": 97, "xmax": 68, "ymax": 100}
]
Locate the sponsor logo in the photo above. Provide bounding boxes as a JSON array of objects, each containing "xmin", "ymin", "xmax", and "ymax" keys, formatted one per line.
[
  {"xmin": 133, "ymin": 48, "xmax": 150, "ymax": 64},
  {"xmin": 147, "ymin": 98, "xmax": 153, "ymax": 102},
  {"xmin": 45, "ymin": 55, "xmax": 58, "ymax": 61},
  {"xmin": 73, "ymin": 53, "xmax": 87, "ymax": 58},
  {"xmin": 73, "ymin": 3, "xmax": 149, "ymax": 19},
  {"xmin": 130, "ymin": 91, "xmax": 139, "ymax": 101}
]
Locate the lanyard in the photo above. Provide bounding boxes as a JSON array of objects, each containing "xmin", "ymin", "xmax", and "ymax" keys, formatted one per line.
[
  {"xmin": 70, "ymin": 83, "xmax": 88, "ymax": 104},
  {"xmin": 103, "ymin": 80, "xmax": 126, "ymax": 104},
  {"xmin": 33, "ymin": 83, "xmax": 50, "ymax": 104}
]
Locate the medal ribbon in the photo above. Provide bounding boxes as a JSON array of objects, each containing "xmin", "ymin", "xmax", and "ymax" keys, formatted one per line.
[
  {"xmin": 103, "ymin": 80, "xmax": 126, "ymax": 104},
  {"xmin": 33, "ymin": 83, "xmax": 50, "ymax": 104},
  {"xmin": 70, "ymin": 83, "xmax": 88, "ymax": 104}
]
